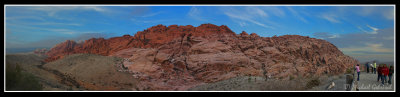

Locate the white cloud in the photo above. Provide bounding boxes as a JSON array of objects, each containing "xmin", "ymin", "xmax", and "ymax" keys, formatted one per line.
[
  {"xmin": 259, "ymin": 7, "xmax": 285, "ymax": 17},
  {"xmin": 238, "ymin": 22, "xmax": 247, "ymax": 27},
  {"xmin": 221, "ymin": 7, "xmax": 273, "ymax": 29},
  {"xmin": 26, "ymin": 6, "xmax": 110, "ymax": 17},
  {"xmin": 140, "ymin": 11, "xmax": 163, "ymax": 18},
  {"xmin": 328, "ymin": 34, "xmax": 339, "ymax": 38},
  {"xmin": 340, "ymin": 43, "xmax": 393, "ymax": 53},
  {"xmin": 321, "ymin": 13, "xmax": 341, "ymax": 23},
  {"xmin": 30, "ymin": 6, "xmax": 109, "ymax": 13},
  {"xmin": 313, "ymin": 32, "xmax": 339, "ymax": 39},
  {"xmin": 366, "ymin": 25, "xmax": 379, "ymax": 34},
  {"xmin": 357, "ymin": 25, "xmax": 379, "ymax": 34},
  {"xmin": 187, "ymin": 7, "xmax": 206, "ymax": 21},
  {"xmin": 286, "ymin": 7, "xmax": 308, "ymax": 23},
  {"xmin": 6, "ymin": 16, "xmax": 46, "ymax": 21},
  {"xmin": 246, "ymin": 7, "xmax": 268, "ymax": 17}
]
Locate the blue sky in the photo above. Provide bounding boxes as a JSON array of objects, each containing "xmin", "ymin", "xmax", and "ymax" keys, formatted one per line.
[{"xmin": 5, "ymin": 5, "xmax": 395, "ymax": 63}]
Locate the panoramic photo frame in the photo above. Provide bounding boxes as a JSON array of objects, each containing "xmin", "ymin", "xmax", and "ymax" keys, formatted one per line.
[{"xmin": 4, "ymin": 4, "xmax": 396, "ymax": 92}]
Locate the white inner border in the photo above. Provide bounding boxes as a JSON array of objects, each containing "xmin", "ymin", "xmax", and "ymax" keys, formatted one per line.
[{"xmin": 3, "ymin": 4, "xmax": 396, "ymax": 92}]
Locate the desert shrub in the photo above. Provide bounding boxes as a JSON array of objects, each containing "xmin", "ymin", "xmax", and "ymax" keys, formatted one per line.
[
  {"xmin": 6, "ymin": 64, "xmax": 42, "ymax": 91},
  {"xmin": 289, "ymin": 75, "xmax": 295, "ymax": 80},
  {"xmin": 346, "ymin": 67, "xmax": 354, "ymax": 74},
  {"xmin": 306, "ymin": 78, "xmax": 320, "ymax": 89}
]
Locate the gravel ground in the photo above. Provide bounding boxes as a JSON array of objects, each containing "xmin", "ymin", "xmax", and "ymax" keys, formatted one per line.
[
  {"xmin": 355, "ymin": 71, "xmax": 395, "ymax": 91},
  {"xmin": 308, "ymin": 74, "xmax": 348, "ymax": 91}
]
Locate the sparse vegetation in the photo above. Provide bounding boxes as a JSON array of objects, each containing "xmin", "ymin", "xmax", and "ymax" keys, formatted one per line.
[
  {"xmin": 289, "ymin": 75, "xmax": 295, "ymax": 80},
  {"xmin": 346, "ymin": 67, "xmax": 354, "ymax": 74},
  {"xmin": 6, "ymin": 63, "xmax": 42, "ymax": 91},
  {"xmin": 306, "ymin": 78, "xmax": 320, "ymax": 89}
]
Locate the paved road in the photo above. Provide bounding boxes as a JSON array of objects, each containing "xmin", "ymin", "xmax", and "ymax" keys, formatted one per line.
[{"xmin": 355, "ymin": 71, "xmax": 394, "ymax": 91}]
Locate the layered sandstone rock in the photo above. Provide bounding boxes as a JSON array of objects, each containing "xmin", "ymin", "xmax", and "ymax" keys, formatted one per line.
[{"xmin": 45, "ymin": 23, "xmax": 359, "ymax": 90}]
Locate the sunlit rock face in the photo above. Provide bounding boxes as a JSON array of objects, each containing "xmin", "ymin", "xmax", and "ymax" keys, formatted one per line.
[{"xmin": 45, "ymin": 23, "xmax": 359, "ymax": 90}]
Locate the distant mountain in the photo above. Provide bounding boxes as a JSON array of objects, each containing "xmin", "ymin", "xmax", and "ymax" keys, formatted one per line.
[
  {"xmin": 44, "ymin": 23, "xmax": 359, "ymax": 90},
  {"xmin": 6, "ymin": 47, "xmax": 50, "ymax": 54}
]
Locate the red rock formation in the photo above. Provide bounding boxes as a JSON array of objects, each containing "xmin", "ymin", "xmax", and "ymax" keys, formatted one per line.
[
  {"xmin": 45, "ymin": 24, "xmax": 235, "ymax": 62},
  {"xmin": 45, "ymin": 23, "xmax": 359, "ymax": 90},
  {"xmin": 240, "ymin": 31, "xmax": 249, "ymax": 36}
]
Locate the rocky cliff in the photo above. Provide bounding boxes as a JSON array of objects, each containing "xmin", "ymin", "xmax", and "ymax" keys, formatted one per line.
[{"xmin": 45, "ymin": 23, "xmax": 359, "ymax": 90}]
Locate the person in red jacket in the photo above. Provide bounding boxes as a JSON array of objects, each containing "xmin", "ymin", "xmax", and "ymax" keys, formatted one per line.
[{"xmin": 381, "ymin": 64, "xmax": 389, "ymax": 85}]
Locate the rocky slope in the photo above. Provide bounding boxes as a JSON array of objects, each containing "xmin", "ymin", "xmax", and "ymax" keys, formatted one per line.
[
  {"xmin": 45, "ymin": 23, "xmax": 359, "ymax": 90},
  {"xmin": 43, "ymin": 54, "xmax": 138, "ymax": 90}
]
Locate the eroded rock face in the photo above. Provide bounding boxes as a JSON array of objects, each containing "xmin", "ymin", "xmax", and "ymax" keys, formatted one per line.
[{"xmin": 45, "ymin": 24, "xmax": 359, "ymax": 90}]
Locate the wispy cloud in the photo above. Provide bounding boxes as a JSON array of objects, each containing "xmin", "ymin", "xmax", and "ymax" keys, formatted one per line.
[
  {"xmin": 140, "ymin": 11, "xmax": 164, "ymax": 17},
  {"xmin": 220, "ymin": 7, "xmax": 273, "ymax": 29},
  {"xmin": 358, "ymin": 24, "xmax": 379, "ymax": 34},
  {"xmin": 366, "ymin": 25, "xmax": 379, "ymax": 34},
  {"xmin": 286, "ymin": 7, "xmax": 308, "ymax": 23},
  {"xmin": 32, "ymin": 22, "xmax": 82, "ymax": 26},
  {"xmin": 187, "ymin": 7, "xmax": 207, "ymax": 21},
  {"xmin": 28, "ymin": 6, "xmax": 110, "ymax": 16},
  {"xmin": 320, "ymin": 13, "xmax": 341, "ymax": 23},
  {"xmin": 340, "ymin": 43, "xmax": 393, "ymax": 53},
  {"xmin": 317, "ymin": 27, "xmax": 394, "ymax": 62},
  {"xmin": 313, "ymin": 32, "xmax": 340, "ymax": 39}
]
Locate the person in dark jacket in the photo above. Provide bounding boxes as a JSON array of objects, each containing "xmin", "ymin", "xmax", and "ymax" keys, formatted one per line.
[
  {"xmin": 388, "ymin": 65, "xmax": 394, "ymax": 84},
  {"xmin": 365, "ymin": 62, "xmax": 370, "ymax": 73},
  {"xmin": 377, "ymin": 64, "xmax": 382, "ymax": 82}
]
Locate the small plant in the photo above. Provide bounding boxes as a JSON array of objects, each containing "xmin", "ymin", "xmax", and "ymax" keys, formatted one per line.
[
  {"xmin": 346, "ymin": 67, "xmax": 354, "ymax": 74},
  {"xmin": 289, "ymin": 75, "xmax": 295, "ymax": 80},
  {"xmin": 306, "ymin": 78, "xmax": 320, "ymax": 89}
]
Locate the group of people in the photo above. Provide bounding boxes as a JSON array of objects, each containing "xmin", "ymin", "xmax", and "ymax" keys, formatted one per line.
[
  {"xmin": 360, "ymin": 61, "xmax": 394, "ymax": 85},
  {"xmin": 377, "ymin": 63, "xmax": 394, "ymax": 85}
]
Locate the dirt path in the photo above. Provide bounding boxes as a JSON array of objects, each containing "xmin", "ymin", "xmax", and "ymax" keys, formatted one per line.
[{"xmin": 355, "ymin": 71, "xmax": 394, "ymax": 91}]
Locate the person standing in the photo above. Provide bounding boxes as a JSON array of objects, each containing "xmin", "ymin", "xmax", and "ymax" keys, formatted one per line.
[
  {"xmin": 373, "ymin": 61, "xmax": 377, "ymax": 74},
  {"xmin": 388, "ymin": 65, "xmax": 394, "ymax": 84},
  {"xmin": 381, "ymin": 64, "xmax": 389, "ymax": 85},
  {"xmin": 356, "ymin": 64, "xmax": 360, "ymax": 81},
  {"xmin": 370, "ymin": 63, "xmax": 374, "ymax": 73},
  {"xmin": 365, "ymin": 62, "xmax": 370, "ymax": 73},
  {"xmin": 377, "ymin": 64, "xmax": 382, "ymax": 82}
]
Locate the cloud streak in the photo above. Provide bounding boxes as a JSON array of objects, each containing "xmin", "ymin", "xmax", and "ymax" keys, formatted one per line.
[
  {"xmin": 313, "ymin": 27, "xmax": 394, "ymax": 62},
  {"xmin": 220, "ymin": 7, "xmax": 274, "ymax": 29}
]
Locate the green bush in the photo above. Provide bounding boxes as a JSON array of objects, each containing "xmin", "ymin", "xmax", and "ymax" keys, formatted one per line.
[{"xmin": 6, "ymin": 64, "xmax": 42, "ymax": 91}]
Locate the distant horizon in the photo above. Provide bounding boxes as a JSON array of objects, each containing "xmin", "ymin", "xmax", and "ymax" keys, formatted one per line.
[{"xmin": 5, "ymin": 5, "xmax": 395, "ymax": 63}]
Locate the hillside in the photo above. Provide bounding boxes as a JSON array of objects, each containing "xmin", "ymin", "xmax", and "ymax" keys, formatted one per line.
[{"xmin": 43, "ymin": 23, "xmax": 359, "ymax": 90}]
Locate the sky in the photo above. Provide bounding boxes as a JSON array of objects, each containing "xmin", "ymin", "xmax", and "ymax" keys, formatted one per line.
[{"xmin": 5, "ymin": 5, "xmax": 395, "ymax": 63}]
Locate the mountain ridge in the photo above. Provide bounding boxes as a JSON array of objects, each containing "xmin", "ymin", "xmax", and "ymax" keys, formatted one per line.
[{"xmin": 44, "ymin": 23, "xmax": 359, "ymax": 90}]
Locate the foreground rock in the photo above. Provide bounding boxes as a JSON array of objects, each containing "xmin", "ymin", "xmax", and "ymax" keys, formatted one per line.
[{"xmin": 45, "ymin": 23, "xmax": 359, "ymax": 90}]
